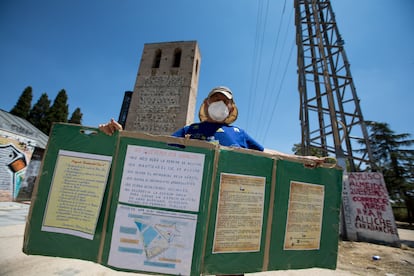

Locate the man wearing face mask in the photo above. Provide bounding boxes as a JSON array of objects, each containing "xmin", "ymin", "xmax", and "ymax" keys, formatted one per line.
[
  {"xmin": 99, "ymin": 86, "xmax": 263, "ymax": 152},
  {"xmin": 172, "ymin": 86, "xmax": 264, "ymax": 151}
]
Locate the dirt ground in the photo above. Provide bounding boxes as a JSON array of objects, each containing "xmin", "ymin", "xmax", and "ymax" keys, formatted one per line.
[
  {"xmin": 335, "ymin": 223, "xmax": 414, "ymax": 276},
  {"xmin": 1, "ymin": 201, "xmax": 413, "ymax": 276},
  {"xmin": 1, "ymin": 227, "xmax": 412, "ymax": 276}
]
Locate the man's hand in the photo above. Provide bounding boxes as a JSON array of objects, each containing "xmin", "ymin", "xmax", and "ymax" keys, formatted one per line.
[{"xmin": 98, "ymin": 118, "xmax": 123, "ymax": 135}]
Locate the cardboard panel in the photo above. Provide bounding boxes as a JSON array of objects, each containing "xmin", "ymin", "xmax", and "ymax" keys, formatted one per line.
[
  {"xmin": 100, "ymin": 131, "xmax": 217, "ymax": 276},
  {"xmin": 202, "ymin": 149, "xmax": 275, "ymax": 275},
  {"xmin": 23, "ymin": 123, "xmax": 118, "ymax": 261},
  {"xmin": 23, "ymin": 124, "xmax": 343, "ymax": 275},
  {"xmin": 268, "ymin": 159, "xmax": 343, "ymax": 270}
]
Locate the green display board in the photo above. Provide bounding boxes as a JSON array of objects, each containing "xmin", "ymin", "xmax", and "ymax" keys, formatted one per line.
[
  {"xmin": 23, "ymin": 123, "xmax": 343, "ymax": 275},
  {"xmin": 100, "ymin": 131, "xmax": 216, "ymax": 275},
  {"xmin": 268, "ymin": 159, "xmax": 342, "ymax": 270},
  {"xmin": 23, "ymin": 123, "xmax": 118, "ymax": 261},
  {"xmin": 202, "ymin": 149, "xmax": 274, "ymax": 274}
]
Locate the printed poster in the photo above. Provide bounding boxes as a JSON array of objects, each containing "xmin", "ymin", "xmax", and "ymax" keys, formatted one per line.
[
  {"xmin": 213, "ymin": 173, "xmax": 266, "ymax": 253},
  {"xmin": 107, "ymin": 204, "xmax": 198, "ymax": 276},
  {"xmin": 284, "ymin": 181, "xmax": 324, "ymax": 250},
  {"xmin": 42, "ymin": 150, "xmax": 112, "ymax": 240},
  {"xmin": 119, "ymin": 145, "xmax": 205, "ymax": 212}
]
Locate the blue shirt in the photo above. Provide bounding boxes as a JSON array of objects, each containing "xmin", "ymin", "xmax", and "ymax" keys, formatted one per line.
[{"xmin": 172, "ymin": 121, "xmax": 264, "ymax": 151}]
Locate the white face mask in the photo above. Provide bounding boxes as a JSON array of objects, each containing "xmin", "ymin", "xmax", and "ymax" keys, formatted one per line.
[{"xmin": 208, "ymin": 101, "xmax": 229, "ymax": 122}]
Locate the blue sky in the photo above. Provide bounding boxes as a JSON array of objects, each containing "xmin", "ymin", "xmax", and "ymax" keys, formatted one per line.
[{"xmin": 1, "ymin": 0, "xmax": 413, "ymax": 154}]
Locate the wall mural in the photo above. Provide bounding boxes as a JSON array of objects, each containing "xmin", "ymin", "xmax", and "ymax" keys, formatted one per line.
[{"xmin": 0, "ymin": 131, "xmax": 35, "ymax": 201}]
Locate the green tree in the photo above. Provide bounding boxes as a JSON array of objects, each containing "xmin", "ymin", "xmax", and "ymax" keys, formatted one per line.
[
  {"xmin": 363, "ymin": 121, "xmax": 414, "ymax": 199},
  {"xmin": 292, "ymin": 143, "xmax": 325, "ymax": 157},
  {"xmin": 28, "ymin": 93, "xmax": 51, "ymax": 134},
  {"xmin": 46, "ymin": 89, "xmax": 69, "ymax": 133},
  {"xmin": 68, "ymin": 107, "xmax": 83, "ymax": 124},
  {"xmin": 10, "ymin": 86, "xmax": 33, "ymax": 119}
]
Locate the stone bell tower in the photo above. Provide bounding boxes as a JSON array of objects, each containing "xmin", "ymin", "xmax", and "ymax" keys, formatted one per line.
[{"xmin": 124, "ymin": 41, "xmax": 201, "ymax": 135}]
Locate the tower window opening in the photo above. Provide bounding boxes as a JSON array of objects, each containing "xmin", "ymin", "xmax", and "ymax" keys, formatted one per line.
[
  {"xmin": 153, "ymin": 49, "xmax": 162, "ymax": 68},
  {"xmin": 173, "ymin": 48, "xmax": 182, "ymax": 67}
]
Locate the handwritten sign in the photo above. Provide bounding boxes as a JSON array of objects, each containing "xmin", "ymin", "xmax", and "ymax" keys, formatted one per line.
[
  {"xmin": 213, "ymin": 173, "xmax": 266, "ymax": 253},
  {"xmin": 119, "ymin": 145, "xmax": 205, "ymax": 212},
  {"xmin": 284, "ymin": 181, "xmax": 324, "ymax": 250},
  {"xmin": 42, "ymin": 150, "xmax": 112, "ymax": 239},
  {"xmin": 343, "ymin": 172, "xmax": 399, "ymax": 245}
]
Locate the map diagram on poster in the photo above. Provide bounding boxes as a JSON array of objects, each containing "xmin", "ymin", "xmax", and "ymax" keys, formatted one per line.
[{"xmin": 108, "ymin": 204, "xmax": 197, "ymax": 276}]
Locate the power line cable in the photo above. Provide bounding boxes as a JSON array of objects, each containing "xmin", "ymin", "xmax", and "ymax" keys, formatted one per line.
[
  {"xmin": 262, "ymin": 39, "xmax": 295, "ymax": 144},
  {"xmin": 256, "ymin": 1, "xmax": 288, "ymax": 139},
  {"xmin": 266, "ymin": 4, "xmax": 294, "ymax": 111},
  {"xmin": 246, "ymin": 0, "xmax": 264, "ymax": 130},
  {"xmin": 247, "ymin": 0, "xmax": 270, "ymax": 131}
]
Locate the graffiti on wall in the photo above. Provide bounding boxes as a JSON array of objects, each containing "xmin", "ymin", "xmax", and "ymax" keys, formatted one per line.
[
  {"xmin": 342, "ymin": 172, "xmax": 400, "ymax": 246},
  {"xmin": 0, "ymin": 143, "xmax": 27, "ymax": 200},
  {"xmin": 0, "ymin": 131, "xmax": 36, "ymax": 201},
  {"xmin": 16, "ymin": 147, "xmax": 44, "ymax": 201}
]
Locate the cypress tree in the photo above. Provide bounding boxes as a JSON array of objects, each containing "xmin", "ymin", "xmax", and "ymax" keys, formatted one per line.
[
  {"xmin": 10, "ymin": 86, "xmax": 33, "ymax": 119},
  {"xmin": 28, "ymin": 93, "xmax": 51, "ymax": 134},
  {"xmin": 46, "ymin": 89, "xmax": 69, "ymax": 133},
  {"xmin": 68, "ymin": 107, "xmax": 83, "ymax": 124}
]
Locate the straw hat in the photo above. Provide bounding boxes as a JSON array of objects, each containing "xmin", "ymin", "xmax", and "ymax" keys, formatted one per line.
[{"xmin": 198, "ymin": 86, "xmax": 238, "ymax": 124}]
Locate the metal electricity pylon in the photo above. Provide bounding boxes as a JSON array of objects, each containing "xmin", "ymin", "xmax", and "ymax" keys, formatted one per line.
[{"xmin": 294, "ymin": 0, "xmax": 375, "ymax": 172}]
